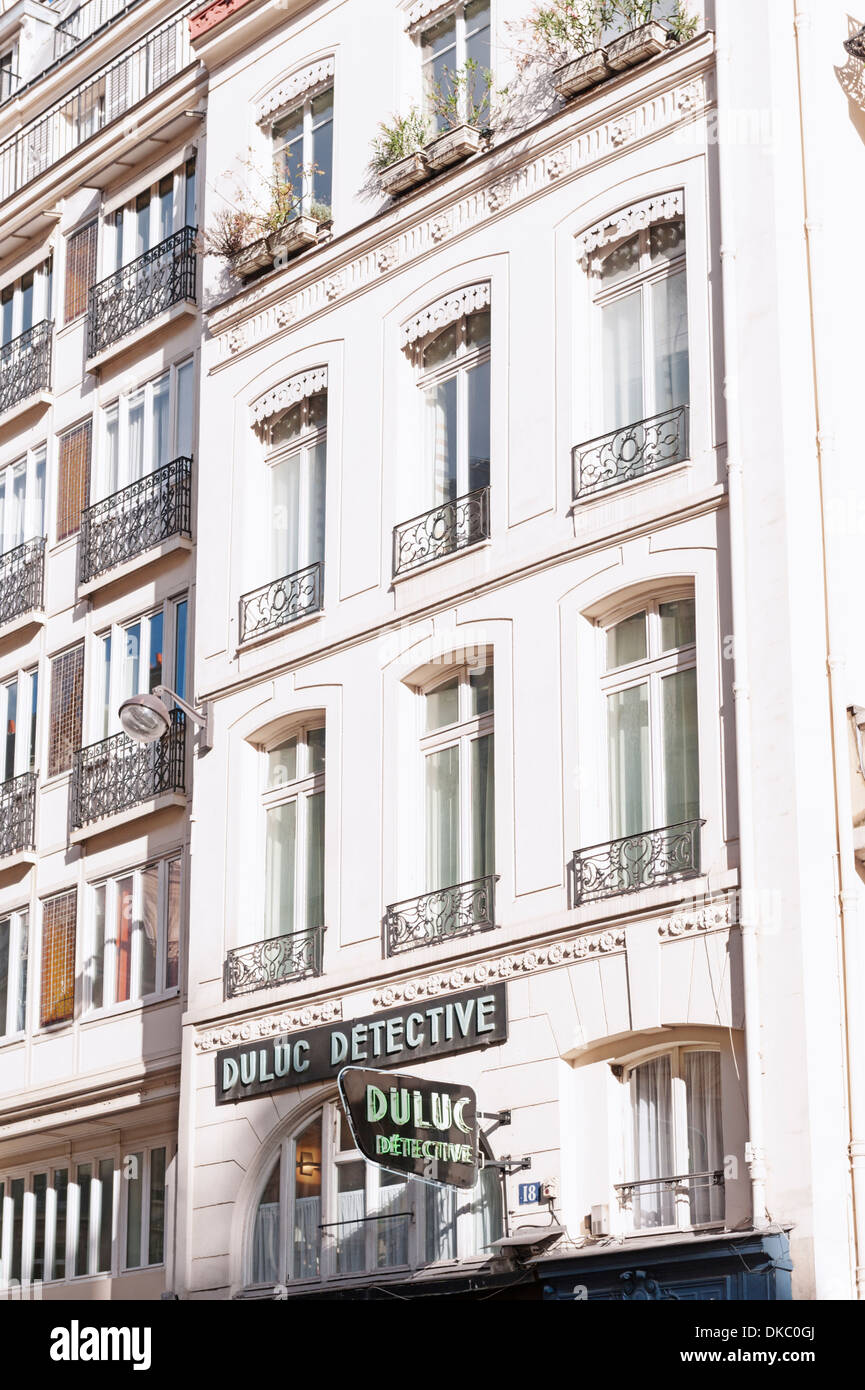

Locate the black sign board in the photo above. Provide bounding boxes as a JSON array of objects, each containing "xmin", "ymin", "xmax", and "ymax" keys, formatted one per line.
[
  {"xmin": 338, "ymin": 1067, "xmax": 479, "ymax": 1188},
  {"xmin": 215, "ymin": 982, "xmax": 508, "ymax": 1105}
]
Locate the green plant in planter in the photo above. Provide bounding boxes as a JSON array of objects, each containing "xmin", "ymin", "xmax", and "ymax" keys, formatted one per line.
[
  {"xmin": 614, "ymin": 0, "xmax": 697, "ymax": 40},
  {"xmin": 427, "ymin": 59, "xmax": 506, "ymax": 133},
  {"xmin": 310, "ymin": 201, "xmax": 333, "ymax": 224},
  {"xmin": 527, "ymin": 0, "xmax": 616, "ymax": 62},
  {"xmin": 370, "ymin": 105, "xmax": 430, "ymax": 171}
]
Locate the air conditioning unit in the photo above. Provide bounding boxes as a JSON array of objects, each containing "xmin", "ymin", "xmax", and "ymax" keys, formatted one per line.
[{"xmin": 590, "ymin": 1204, "xmax": 610, "ymax": 1237}]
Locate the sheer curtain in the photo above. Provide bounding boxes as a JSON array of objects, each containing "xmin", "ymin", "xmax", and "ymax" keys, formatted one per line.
[
  {"xmin": 607, "ymin": 684, "xmax": 650, "ymax": 839},
  {"xmin": 265, "ymin": 802, "xmax": 296, "ymax": 939},
  {"xmin": 424, "ymin": 378, "xmax": 457, "ymax": 508},
  {"xmin": 631, "ymin": 1056, "xmax": 675, "ymax": 1228},
  {"xmin": 293, "ymin": 1196, "xmax": 321, "ymax": 1278},
  {"xmin": 375, "ymin": 1175, "xmax": 409, "ymax": 1268},
  {"xmin": 652, "ymin": 269, "xmax": 690, "ymax": 415},
  {"xmin": 336, "ymin": 1187, "xmax": 366, "ymax": 1273},
  {"xmin": 602, "ymin": 291, "xmax": 643, "ymax": 431},
  {"xmin": 472, "ymin": 1166, "xmax": 503, "ymax": 1253},
  {"xmin": 425, "ymin": 1184, "xmax": 458, "ymax": 1262},
  {"xmin": 662, "ymin": 669, "xmax": 699, "ymax": 825},
  {"xmin": 426, "ymin": 746, "xmax": 459, "ymax": 892},
  {"xmin": 470, "ymin": 733, "xmax": 495, "ymax": 881},
  {"xmin": 252, "ymin": 1204, "xmax": 280, "ymax": 1284},
  {"xmin": 272, "ymin": 453, "xmax": 300, "ymax": 580},
  {"xmin": 686, "ymin": 1051, "xmax": 724, "ymax": 1224}
]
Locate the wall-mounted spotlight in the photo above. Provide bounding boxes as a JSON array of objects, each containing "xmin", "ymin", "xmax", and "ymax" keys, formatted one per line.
[{"xmin": 119, "ymin": 684, "xmax": 212, "ymax": 752}]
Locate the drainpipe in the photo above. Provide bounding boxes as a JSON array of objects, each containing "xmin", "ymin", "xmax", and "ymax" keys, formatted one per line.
[
  {"xmin": 792, "ymin": 1, "xmax": 864, "ymax": 1299},
  {"xmin": 713, "ymin": 12, "xmax": 768, "ymax": 1230}
]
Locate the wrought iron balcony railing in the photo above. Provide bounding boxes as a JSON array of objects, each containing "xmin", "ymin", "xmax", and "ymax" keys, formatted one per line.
[
  {"xmin": 572, "ymin": 405, "xmax": 689, "ymax": 499},
  {"xmin": 0, "ymin": 537, "xmax": 45, "ymax": 629},
  {"xmin": 0, "ymin": 321, "xmax": 53, "ymax": 416},
  {"xmin": 0, "ymin": 772, "xmax": 37, "ymax": 859},
  {"xmin": 87, "ymin": 227, "xmax": 197, "ymax": 358},
  {"xmin": 614, "ymin": 1171, "xmax": 725, "ymax": 1204},
  {"xmin": 393, "ymin": 484, "xmax": 490, "ymax": 578},
  {"xmin": 224, "ymin": 925, "xmax": 325, "ymax": 999},
  {"xmin": 239, "ymin": 560, "xmax": 323, "ymax": 643},
  {"xmin": 0, "ymin": 4, "xmax": 196, "ymax": 204},
  {"xmin": 384, "ymin": 874, "xmax": 498, "ymax": 957},
  {"xmin": 79, "ymin": 456, "xmax": 192, "ymax": 585},
  {"xmin": 570, "ymin": 819, "xmax": 704, "ymax": 905},
  {"xmin": 71, "ymin": 709, "xmax": 186, "ymax": 830},
  {"xmin": 54, "ymin": 0, "xmax": 145, "ymax": 58}
]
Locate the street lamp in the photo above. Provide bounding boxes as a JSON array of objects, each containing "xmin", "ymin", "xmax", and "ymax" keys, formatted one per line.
[{"xmin": 119, "ymin": 685, "xmax": 211, "ymax": 751}]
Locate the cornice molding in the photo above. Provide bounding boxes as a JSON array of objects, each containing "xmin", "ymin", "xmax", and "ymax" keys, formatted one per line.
[
  {"xmin": 658, "ymin": 899, "xmax": 733, "ymax": 939},
  {"xmin": 400, "ymin": 281, "xmax": 490, "ymax": 348},
  {"xmin": 194, "ymin": 997, "xmax": 344, "ymax": 1052}
]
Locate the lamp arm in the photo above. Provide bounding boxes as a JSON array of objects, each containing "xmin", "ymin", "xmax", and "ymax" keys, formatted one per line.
[{"xmin": 154, "ymin": 686, "xmax": 212, "ymax": 750}]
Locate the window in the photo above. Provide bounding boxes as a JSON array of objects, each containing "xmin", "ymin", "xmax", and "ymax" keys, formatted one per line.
[
  {"xmin": 105, "ymin": 158, "xmax": 196, "ymax": 270},
  {"xmin": 0, "ymin": 50, "xmax": 16, "ymax": 103},
  {"xmin": 0, "ymin": 447, "xmax": 46, "ymax": 553},
  {"xmin": 422, "ymin": 661, "xmax": 494, "ymax": 893},
  {"xmin": 0, "ymin": 910, "xmax": 28, "ymax": 1038},
  {"xmin": 56, "ymin": 418, "xmax": 92, "ymax": 541},
  {"xmin": 266, "ymin": 391, "xmax": 326, "ymax": 585},
  {"xmin": 0, "ymin": 667, "xmax": 38, "ymax": 781},
  {"xmin": 0, "ymin": 1144, "xmax": 170, "ymax": 1286},
  {"xmin": 249, "ymin": 1101, "xmax": 502, "ymax": 1285},
  {"xmin": 593, "ymin": 216, "xmax": 689, "ymax": 434},
  {"xmin": 64, "ymin": 222, "xmax": 97, "ymax": 324},
  {"xmin": 272, "ymin": 86, "xmax": 333, "ymax": 220},
  {"xmin": 262, "ymin": 723, "xmax": 325, "ymax": 943},
  {"xmin": 95, "ymin": 596, "xmax": 187, "ymax": 740},
  {"xmin": 603, "ymin": 597, "xmax": 698, "ymax": 839},
  {"xmin": 40, "ymin": 890, "xmax": 77, "ymax": 1027},
  {"xmin": 624, "ymin": 1047, "xmax": 724, "ymax": 1230},
  {"xmin": 421, "ymin": 1, "xmax": 490, "ymax": 132},
  {"xmin": 414, "ymin": 304, "xmax": 490, "ymax": 515},
  {"xmin": 0, "ymin": 260, "xmax": 53, "ymax": 345},
  {"xmin": 48, "ymin": 645, "xmax": 84, "ymax": 776},
  {"xmin": 100, "ymin": 360, "xmax": 194, "ymax": 498},
  {"xmin": 84, "ymin": 855, "xmax": 181, "ymax": 1013}
]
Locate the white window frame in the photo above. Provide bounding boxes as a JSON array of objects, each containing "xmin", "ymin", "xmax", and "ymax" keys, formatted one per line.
[
  {"xmin": 102, "ymin": 158, "xmax": 197, "ymax": 273},
  {"xmin": 419, "ymin": 0, "xmax": 492, "ymax": 128},
  {"xmin": 270, "ymin": 84, "xmax": 333, "ymax": 219},
  {"xmin": 119, "ymin": 1142, "xmax": 171, "ymax": 1272},
  {"xmin": 0, "ymin": 445, "xmax": 47, "ymax": 556},
  {"xmin": 82, "ymin": 854, "xmax": 183, "ymax": 1015},
  {"xmin": 600, "ymin": 594, "xmax": 697, "ymax": 837},
  {"xmin": 418, "ymin": 660, "xmax": 494, "ymax": 893},
  {"xmin": 260, "ymin": 721, "xmax": 325, "ymax": 941},
  {"xmin": 0, "ymin": 259, "xmax": 53, "ymax": 346},
  {"xmin": 412, "ymin": 308, "xmax": 491, "ymax": 512},
  {"xmin": 92, "ymin": 594, "xmax": 188, "ymax": 741},
  {"xmin": 98, "ymin": 357, "xmax": 195, "ymax": 500},
  {"xmin": 265, "ymin": 391, "xmax": 327, "ymax": 582},
  {"xmin": 0, "ymin": 665, "xmax": 38, "ymax": 782},
  {"xmin": 0, "ymin": 908, "xmax": 28, "ymax": 1040}
]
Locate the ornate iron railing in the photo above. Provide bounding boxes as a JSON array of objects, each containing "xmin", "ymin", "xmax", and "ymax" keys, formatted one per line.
[
  {"xmin": 0, "ymin": 537, "xmax": 45, "ymax": 628},
  {"xmin": 79, "ymin": 456, "xmax": 192, "ymax": 585},
  {"xmin": 614, "ymin": 1171, "xmax": 724, "ymax": 1203},
  {"xmin": 571, "ymin": 819, "xmax": 703, "ymax": 905},
  {"xmin": 87, "ymin": 227, "xmax": 197, "ymax": 357},
  {"xmin": 71, "ymin": 709, "xmax": 186, "ymax": 830},
  {"xmin": 0, "ymin": 772, "xmax": 37, "ymax": 859},
  {"xmin": 392, "ymin": 484, "xmax": 490, "ymax": 577},
  {"xmin": 54, "ymin": 0, "xmax": 144, "ymax": 57},
  {"xmin": 384, "ymin": 875, "xmax": 498, "ymax": 957},
  {"xmin": 572, "ymin": 405, "xmax": 689, "ymax": 499},
  {"xmin": 0, "ymin": 321, "xmax": 53, "ymax": 416},
  {"xmin": 0, "ymin": 4, "xmax": 196, "ymax": 204},
  {"xmin": 224, "ymin": 925, "xmax": 325, "ymax": 999},
  {"xmin": 239, "ymin": 561, "xmax": 323, "ymax": 643}
]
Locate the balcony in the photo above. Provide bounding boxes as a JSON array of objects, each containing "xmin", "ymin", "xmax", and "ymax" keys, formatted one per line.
[
  {"xmin": 224, "ymin": 925, "xmax": 325, "ymax": 999},
  {"xmin": 71, "ymin": 710, "xmax": 186, "ymax": 833},
  {"xmin": 570, "ymin": 819, "xmax": 704, "ymax": 906},
  {"xmin": 0, "ymin": 772, "xmax": 37, "ymax": 862},
  {"xmin": 384, "ymin": 875, "xmax": 498, "ymax": 957},
  {"xmin": 0, "ymin": 69, "xmax": 21, "ymax": 105},
  {"xmin": 0, "ymin": 538, "xmax": 45, "ymax": 632},
  {"xmin": 572, "ymin": 405, "xmax": 689, "ymax": 500},
  {"xmin": 87, "ymin": 227, "xmax": 197, "ymax": 361},
  {"xmin": 239, "ymin": 561, "xmax": 323, "ymax": 644},
  {"xmin": 54, "ymin": 0, "xmax": 146, "ymax": 60},
  {"xmin": 79, "ymin": 456, "xmax": 192, "ymax": 588},
  {"xmin": 0, "ymin": 321, "xmax": 53, "ymax": 419},
  {"xmin": 0, "ymin": 4, "xmax": 195, "ymax": 205},
  {"xmin": 614, "ymin": 1170, "xmax": 725, "ymax": 1230},
  {"xmin": 393, "ymin": 485, "xmax": 490, "ymax": 578}
]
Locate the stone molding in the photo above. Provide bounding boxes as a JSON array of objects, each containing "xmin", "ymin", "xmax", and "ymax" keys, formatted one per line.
[
  {"xmin": 194, "ymin": 997, "xmax": 343, "ymax": 1052},
  {"xmin": 658, "ymin": 899, "xmax": 733, "ymax": 939},
  {"xmin": 574, "ymin": 189, "xmax": 685, "ymax": 266},
  {"xmin": 250, "ymin": 365, "xmax": 328, "ymax": 432},
  {"xmin": 400, "ymin": 281, "xmax": 490, "ymax": 348},
  {"xmin": 256, "ymin": 57, "xmax": 335, "ymax": 126}
]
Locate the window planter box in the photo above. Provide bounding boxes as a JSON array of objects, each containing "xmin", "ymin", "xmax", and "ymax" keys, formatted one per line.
[
  {"xmin": 269, "ymin": 215, "xmax": 318, "ymax": 260},
  {"xmin": 424, "ymin": 123, "xmax": 482, "ymax": 171},
  {"xmin": 605, "ymin": 21, "xmax": 670, "ymax": 71},
  {"xmin": 231, "ymin": 236, "xmax": 273, "ymax": 278},
  {"xmin": 378, "ymin": 150, "xmax": 431, "ymax": 196},
  {"xmin": 553, "ymin": 48, "xmax": 610, "ymax": 98}
]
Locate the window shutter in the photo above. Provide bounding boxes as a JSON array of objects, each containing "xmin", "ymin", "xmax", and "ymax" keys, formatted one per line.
[
  {"xmin": 48, "ymin": 645, "xmax": 84, "ymax": 778},
  {"xmin": 40, "ymin": 890, "xmax": 77, "ymax": 1027},
  {"xmin": 56, "ymin": 419, "xmax": 91, "ymax": 541},
  {"xmin": 64, "ymin": 221, "xmax": 98, "ymax": 324}
]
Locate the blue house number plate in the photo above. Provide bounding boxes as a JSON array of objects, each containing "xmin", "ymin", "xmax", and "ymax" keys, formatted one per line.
[{"xmin": 518, "ymin": 1181, "xmax": 541, "ymax": 1205}]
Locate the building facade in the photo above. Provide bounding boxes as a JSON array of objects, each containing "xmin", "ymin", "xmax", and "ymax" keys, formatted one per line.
[{"xmin": 2, "ymin": 0, "xmax": 865, "ymax": 1303}]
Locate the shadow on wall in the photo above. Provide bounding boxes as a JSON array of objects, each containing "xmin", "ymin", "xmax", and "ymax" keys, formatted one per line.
[{"xmin": 835, "ymin": 16, "xmax": 865, "ymax": 145}]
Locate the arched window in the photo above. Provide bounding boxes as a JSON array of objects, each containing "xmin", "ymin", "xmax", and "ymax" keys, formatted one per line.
[{"xmin": 249, "ymin": 1099, "xmax": 504, "ymax": 1286}]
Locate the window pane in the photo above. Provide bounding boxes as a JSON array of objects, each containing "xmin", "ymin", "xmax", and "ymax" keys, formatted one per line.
[
  {"xmin": 268, "ymin": 737, "xmax": 298, "ymax": 788},
  {"xmin": 97, "ymin": 1158, "xmax": 113, "ymax": 1272},
  {"xmin": 185, "ymin": 157, "xmax": 196, "ymax": 228},
  {"xmin": 606, "ymin": 611, "xmax": 647, "ymax": 669},
  {"xmin": 307, "ymin": 727, "xmax": 325, "ymax": 775},
  {"xmin": 305, "ymin": 791, "xmax": 325, "ymax": 931},
  {"xmin": 105, "ymin": 404, "xmax": 119, "ymax": 495},
  {"xmin": 426, "ymin": 745, "xmax": 460, "ymax": 891},
  {"xmin": 125, "ymin": 1151, "xmax": 143, "ymax": 1268},
  {"xmin": 293, "ymin": 1118, "xmax": 322, "ymax": 1279},
  {"xmin": 660, "ymin": 598, "xmax": 696, "ymax": 652},
  {"xmin": 174, "ymin": 600, "xmax": 188, "ymax": 703},
  {"xmin": 602, "ymin": 291, "xmax": 643, "ymax": 430},
  {"xmin": 33, "ymin": 446, "xmax": 46, "ymax": 540},
  {"xmin": 115, "ymin": 877, "xmax": 134, "ymax": 1003},
  {"xmin": 631, "ymin": 1056, "xmax": 675, "ymax": 1228},
  {"xmin": 650, "ymin": 218, "xmax": 685, "ymax": 265},
  {"xmin": 422, "ymin": 13, "xmax": 457, "ymax": 129},
  {"xmin": 4, "ymin": 678, "xmax": 16, "ymax": 780},
  {"xmin": 158, "ymin": 174, "xmax": 173, "ymax": 241},
  {"xmin": 253, "ymin": 1156, "xmax": 281, "ymax": 1283},
  {"xmin": 101, "ymin": 633, "xmax": 111, "ymax": 738},
  {"xmin": 662, "ymin": 668, "xmax": 699, "ymax": 825},
  {"xmin": 128, "ymin": 391, "xmax": 145, "ymax": 481},
  {"xmin": 166, "ymin": 859, "xmax": 181, "ymax": 989},
  {"xmin": 147, "ymin": 611, "xmax": 163, "ymax": 693},
  {"xmin": 148, "ymin": 1147, "xmax": 166, "ymax": 1265},
  {"xmin": 652, "ymin": 269, "xmax": 689, "ymax": 414},
  {"xmin": 152, "ymin": 373, "xmax": 171, "ymax": 471},
  {"xmin": 140, "ymin": 865, "xmax": 158, "ymax": 997},
  {"xmin": 376, "ymin": 1170, "xmax": 408, "ymax": 1268},
  {"xmin": 308, "ymin": 439, "xmax": 327, "ymax": 568},
  {"xmin": 175, "ymin": 359, "xmax": 194, "ymax": 460},
  {"xmin": 467, "ymin": 358, "xmax": 490, "ymax": 493},
  {"xmin": 91, "ymin": 884, "xmax": 105, "ymax": 1011},
  {"xmin": 272, "ymin": 452, "xmax": 300, "ymax": 577},
  {"xmin": 0, "ymin": 918, "xmax": 7, "ymax": 1035},
  {"xmin": 265, "ymin": 802, "xmax": 296, "ymax": 937},
  {"xmin": 122, "ymin": 623, "xmax": 140, "ymax": 704},
  {"xmin": 64, "ymin": 221, "xmax": 97, "ymax": 322},
  {"xmin": 311, "ymin": 90, "xmax": 333, "ymax": 212},
  {"xmin": 32, "ymin": 1172, "xmax": 47, "ymax": 1281},
  {"xmin": 424, "ymin": 375, "xmax": 458, "ymax": 507},
  {"xmin": 422, "ymin": 322, "xmax": 458, "ymax": 370},
  {"xmin": 15, "ymin": 912, "xmax": 27, "ymax": 1033},
  {"xmin": 425, "ymin": 1184, "xmax": 457, "ymax": 1261},
  {"xmin": 600, "ymin": 234, "xmax": 640, "ymax": 287},
  {"xmin": 466, "ymin": 0, "xmax": 492, "ymax": 81},
  {"xmin": 470, "ymin": 733, "xmax": 494, "ymax": 879},
  {"xmin": 425, "ymin": 677, "xmax": 459, "ymax": 731},
  {"xmin": 336, "ymin": 1161, "xmax": 366, "ymax": 1273},
  {"xmin": 607, "ymin": 684, "xmax": 650, "ymax": 838},
  {"xmin": 469, "ymin": 664, "xmax": 494, "ymax": 716},
  {"xmin": 472, "ymin": 1163, "xmax": 503, "ymax": 1254},
  {"xmin": 10, "ymin": 1176, "xmax": 23, "ymax": 1282},
  {"xmin": 28, "ymin": 671, "xmax": 37, "ymax": 773},
  {"xmin": 466, "ymin": 307, "xmax": 491, "ymax": 350},
  {"xmin": 53, "ymin": 1169, "xmax": 68, "ymax": 1280},
  {"xmin": 75, "ymin": 1163, "xmax": 92, "ymax": 1275},
  {"xmin": 685, "ymin": 1052, "xmax": 724, "ymax": 1224}
]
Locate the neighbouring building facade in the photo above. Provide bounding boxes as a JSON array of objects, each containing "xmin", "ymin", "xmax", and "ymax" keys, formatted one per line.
[{"xmin": 2, "ymin": 0, "xmax": 865, "ymax": 1304}]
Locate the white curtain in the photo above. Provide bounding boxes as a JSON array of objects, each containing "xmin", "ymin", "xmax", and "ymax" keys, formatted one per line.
[
  {"xmin": 293, "ymin": 1196, "xmax": 321, "ymax": 1279},
  {"xmin": 425, "ymin": 746, "xmax": 459, "ymax": 892},
  {"xmin": 252, "ymin": 1203, "xmax": 280, "ymax": 1284},
  {"xmin": 686, "ymin": 1051, "xmax": 724, "ymax": 1224},
  {"xmin": 602, "ymin": 291, "xmax": 643, "ymax": 431},
  {"xmin": 128, "ymin": 394, "xmax": 145, "ymax": 483},
  {"xmin": 470, "ymin": 734, "xmax": 495, "ymax": 882},
  {"xmin": 472, "ymin": 1166, "xmax": 503, "ymax": 1253},
  {"xmin": 336, "ymin": 1189, "xmax": 366, "ymax": 1272},
  {"xmin": 424, "ymin": 378, "xmax": 457, "ymax": 508},
  {"xmin": 662, "ymin": 669, "xmax": 699, "ymax": 826},
  {"xmin": 272, "ymin": 453, "xmax": 300, "ymax": 578},
  {"xmin": 265, "ymin": 802, "xmax": 296, "ymax": 940},
  {"xmin": 425, "ymin": 1185, "xmax": 458, "ymax": 1262},
  {"xmin": 375, "ymin": 1180, "xmax": 408, "ymax": 1268},
  {"xmin": 607, "ymin": 684, "xmax": 650, "ymax": 839},
  {"xmin": 631, "ymin": 1056, "xmax": 675, "ymax": 1228},
  {"xmin": 652, "ymin": 269, "xmax": 689, "ymax": 414}
]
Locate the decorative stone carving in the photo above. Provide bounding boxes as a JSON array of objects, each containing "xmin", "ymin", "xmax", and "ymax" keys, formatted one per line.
[
  {"xmin": 574, "ymin": 190, "xmax": 685, "ymax": 266},
  {"xmin": 194, "ymin": 997, "xmax": 343, "ymax": 1052},
  {"xmin": 256, "ymin": 57, "xmax": 335, "ymax": 126},
  {"xmin": 546, "ymin": 147, "xmax": 571, "ymax": 180},
  {"xmin": 400, "ymin": 281, "xmax": 491, "ymax": 348},
  {"xmin": 609, "ymin": 115, "xmax": 635, "ymax": 146},
  {"xmin": 405, "ymin": 0, "xmax": 458, "ymax": 32},
  {"xmin": 250, "ymin": 366, "xmax": 328, "ymax": 432},
  {"xmin": 324, "ymin": 272, "xmax": 344, "ymax": 301},
  {"xmin": 429, "ymin": 214, "xmax": 452, "ymax": 243},
  {"xmin": 677, "ymin": 82, "xmax": 701, "ymax": 113},
  {"xmin": 377, "ymin": 243, "xmax": 399, "ymax": 271},
  {"xmin": 487, "ymin": 180, "xmax": 512, "ymax": 211},
  {"xmin": 658, "ymin": 899, "xmax": 733, "ymax": 939}
]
